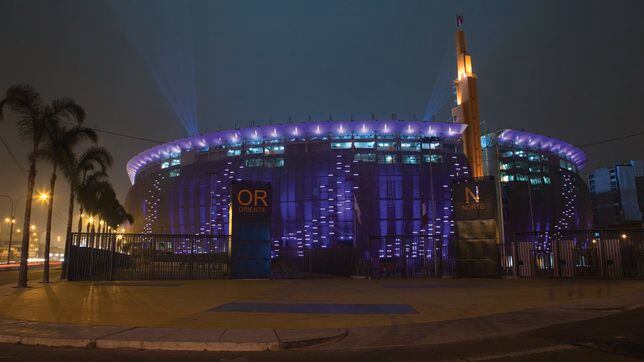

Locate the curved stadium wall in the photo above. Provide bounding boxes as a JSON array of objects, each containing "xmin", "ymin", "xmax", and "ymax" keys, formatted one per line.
[
  {"xmin": 125, "ymin": 120, "xmax": 470, "ymax": 257},
  {"xmin": 125, "ymin": 121, "xmax": 591, "ymax": 258}
]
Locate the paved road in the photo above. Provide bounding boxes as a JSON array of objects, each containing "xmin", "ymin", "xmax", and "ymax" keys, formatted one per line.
[
  {"xmin": 1, "ymin": 278, "xmax": 642, "ymax": 329},
  {"xmin": 0, "ymin": 307, "xmax": 641, "ymax": 361},
  {"xmin": 0, "ymin": 267, "xmax": 61, "ymax": 287}
]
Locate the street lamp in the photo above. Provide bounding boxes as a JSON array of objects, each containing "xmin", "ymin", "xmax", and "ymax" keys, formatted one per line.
[
  {"xmin": 0, "ymin": 194, "xmax": 25, "ymax": 264},
  {"xmin": 36, "ymin": 191, "xmax": 50, "ymax": 203}
]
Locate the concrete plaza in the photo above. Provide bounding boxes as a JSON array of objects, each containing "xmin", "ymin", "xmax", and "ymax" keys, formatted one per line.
[{"xmin": 0, "ymin": 272, "xmax": 643, "ymax": 351}]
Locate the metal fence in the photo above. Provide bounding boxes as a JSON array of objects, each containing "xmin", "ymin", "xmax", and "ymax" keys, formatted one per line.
[
  {"xmin": 509, "ymin": 229, "xmax": 644, "ymax": 279},
  {"xmin": 364, "ymin": 235, "xmax": 454, "ymax": 278},
  {"xmin": 67, "ymin": 233, "xmax": 230, "ymax": 281},
  {"xmin": 66, "ymin": 230, "xmax": 644, "ymax": 281}
]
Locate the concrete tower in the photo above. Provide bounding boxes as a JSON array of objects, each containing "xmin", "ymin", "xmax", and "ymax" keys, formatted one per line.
[{"xmin": 452, "ymin": 26, "xmax": 484, "ymax": 177}]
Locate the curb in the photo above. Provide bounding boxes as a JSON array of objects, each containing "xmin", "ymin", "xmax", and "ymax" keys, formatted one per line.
[
  {"xmin": 0, "ymin": 326, "xmax": 349, "ymax": 352},
  {"xmin": 95, "ymin": 339, "xmax": 280, "ymax": 352}
]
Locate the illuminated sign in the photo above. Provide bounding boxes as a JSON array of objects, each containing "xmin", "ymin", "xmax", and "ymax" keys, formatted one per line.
[{"xmin": 230, "ymin": 181, "xmax": 272, "ymax": 279}]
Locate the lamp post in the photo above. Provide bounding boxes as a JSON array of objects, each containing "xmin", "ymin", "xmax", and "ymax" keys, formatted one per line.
[{"xmin": 0, "ymin": 194, "xmax": 25, "ymax": 264}]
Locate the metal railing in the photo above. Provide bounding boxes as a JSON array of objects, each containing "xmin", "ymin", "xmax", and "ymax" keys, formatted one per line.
[
  {"xmin": 67, "ymin": 233, "xmax": 230, "ymax": 281},
  {"xmin": 365, "ymin": 235, "xmax": 454, "ymax": 278},
  {"xmin": 66, "ymin": 230, "xmax": 644, "ymax": 281},
  {"xmin": 510, "ymin": 229, "xmax": 644, "ymax": 279}
]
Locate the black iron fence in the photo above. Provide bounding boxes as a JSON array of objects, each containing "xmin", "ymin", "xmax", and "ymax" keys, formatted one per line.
[
  {"xmin": 66, "ymin": 230, "xmax": 644, "ymax": 281},
  {"xmin": 509, "ymin": 229, "xmax": 644, "ymax": 279},
  {"xmin": 365, "ymin": 235, "xmax": 453, "ymax": 278},
  {"xmin": 67, "ymin": 233, "xmax": 230, "ymax": 281}
]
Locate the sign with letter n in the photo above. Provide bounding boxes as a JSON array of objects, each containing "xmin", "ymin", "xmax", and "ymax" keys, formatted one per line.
[
  {"xmin": 452, "ymin": 177, "xmax": 500, "ymax": 277},
  {"xmin": 230, "ymin": 180, "xmax": 272, "ymax": 279}
]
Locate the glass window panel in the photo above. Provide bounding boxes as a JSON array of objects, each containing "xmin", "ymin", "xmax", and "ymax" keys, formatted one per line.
[
  {"xmin": 264, "ymin": 145, "xmax": 285, "ymax": 155},
  {"xmin": 331, "ymin": 142, "xmax": 352, "ymax": 149},
  {"xmin": 246, "ymin": 147, "xmax": 264, "ymax": 155},
  {"xmin": 354, "ymin": 141, "xmax": 375, "ymax": 149},
  {"xmin": 354, "ymin": 153, "xmax": 376, "ymax": 162},
  {"xmin": 245, "ymin": 158, "xmax": 263, "ymax": 167}
]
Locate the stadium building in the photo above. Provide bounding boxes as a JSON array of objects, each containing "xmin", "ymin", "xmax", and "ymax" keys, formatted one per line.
[{"xmin": 125, "ymin": 120, "xmax": 471, "ymax": 257}]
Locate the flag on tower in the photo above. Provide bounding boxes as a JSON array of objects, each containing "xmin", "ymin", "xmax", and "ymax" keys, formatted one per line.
[{"xmin": 456, "ymin": 14, "xmax": 464, "ymax": 28}]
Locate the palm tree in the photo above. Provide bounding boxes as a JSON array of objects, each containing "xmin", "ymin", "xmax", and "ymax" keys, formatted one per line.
[
  {"xmin": 0, "ymin": 84, "xmax": 46, "ymax": 288},
  {"xmin": 60, "ymin": 147, "xmax": 112, "ymax": 279},
  {"xmin": 38, "ymin": 100, "xmax": 93, "ymax": 283}
]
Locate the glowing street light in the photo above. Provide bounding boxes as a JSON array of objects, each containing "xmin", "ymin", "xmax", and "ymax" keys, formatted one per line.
[
  {"xmin": 621, "ymin": 234, "xmax": 628, "ymax": 240},
  {"xmin": 36, "ymin": 191, "xmax": 50, "ymax": 203}
]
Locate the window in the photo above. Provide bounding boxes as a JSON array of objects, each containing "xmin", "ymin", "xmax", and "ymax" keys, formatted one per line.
[
  {"xmin": 378, "ymin": 154, "xmax": 396, "ymax": 164},
  {"xmin": 529, "ymin": 166, "xmax": 542, "ymax": 173},
  {"xmin": 354, "ymin": 141, "xmax": 375, "ymax": 149},
  {"xmin": 169, "ymin": 170, "xmax": 180, "ymax": 177},
  {"xmin": 227, "ymin": 149, "xmax": 241, "ymax": 156},
  {"xmin": 246, "ymin": 147, "xmax": 263, "ymax": 155},
  {"xmin": 245, "ymin": 158, "xmax": 263, "ymax": 167},
  {"xmin": 331, "ymin": 142, "xmax": 352, "ymax": 149},
  {"xmin": 377, "ymin": 142, "xmax": 396, "ymax": 151},
  {"xmin": 171, "ymin": 158, "xmax": 181, "ymax": 166},
  {"xmin": 515, "ymin": 161, "xmax": 529, "ymax": 170},
  {"xmin": 161, "ymin": 162, "xmax": 170, "ymax": 169},
  {"xmin": 516, "ymin": 174, "xmax": 529, "ymax": 182},
  {"xmin": 543, "ymin": 176, "xmax": 551, "ymax": 184},
  {"xmin": 501, "ymin": 150, "xmax": 514, "ymax": 157},
  {"xmin": 501, "ymin": 173, "xmax": 514, "ymax": 182},
  {"xmin": 402, "ymin": 155, "xmax": 419, "ymax": 164},
  {"xmin": 169, "ymin": 151, "xmax": 181, "ymax": 158},
  {"xmin": 264, "ymin": 145, "xmax": 284, "ymax": 155},
  {"xmin": 400, "ymin": 142, "xmax": 420, "ymax": 152},
  {"xmin": 500, "ymin": 162, "xmax": 513, "ymax": 170},
  {"xmin": 421, "ymin": 142, "xmax": 441, "ymax": 150},
  {"xmin": 423, "ymin": 154, "xmax": 443, "ymax": 163},
  {"xmin": 530, "ymin": 177, "xmax": 542, "ymax": 185},
  {"xmin": 541, "ymin": 155, "xmax": 549, "ymax": 162},
  {"xmin": 354, "ymin": 153, "xmax": 376, "ymax": 162},
  {"xmin": 528, "ymin": 153, "xmax": 541, "ymax": 162},
  {"xmin": 265, "ymin": 158, "xmax": 284, "ymax": 168},
  {"xmin": 515, "ymin": 150, "xmax": 526, "ymax": 158}
]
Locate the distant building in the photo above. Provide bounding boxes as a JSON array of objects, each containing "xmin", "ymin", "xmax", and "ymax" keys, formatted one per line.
[{"xmin": 588, "ymin": 160, "xmax": 644, "ymax": 228}]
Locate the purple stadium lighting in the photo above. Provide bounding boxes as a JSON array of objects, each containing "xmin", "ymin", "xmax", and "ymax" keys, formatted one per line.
[
  {"xmin": 496, "ymin": 129, "xmax": 587, "ymax": 170},
  {"xmin": 126, "ymin": 120, "xmax": 467, "ymax": 184}
]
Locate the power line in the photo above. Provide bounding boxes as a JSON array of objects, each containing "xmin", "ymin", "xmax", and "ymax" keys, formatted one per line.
[
  {"xmin": 0, "ymin": 136, "xmax": 27, "ymax": 178},
  {"xmin": 61, "ymin": 120, "xmax": 166, "ymax": 144},
  {"xmin": 576, "ymin": 130, "xmax": 644, "ymax": 148}
]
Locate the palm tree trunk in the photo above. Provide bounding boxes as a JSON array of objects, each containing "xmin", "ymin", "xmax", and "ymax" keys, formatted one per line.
[
  {"xmin": 77, "ymin": 205, "xmax": 83, "ymax": 233},
  {"xmin": 18, "ymin": 158, "xmax": 37, "ymax": 288},
  {"xmin": 61, "ymin": 188, "xmax": 74, "ymax": 279},
  {"xmin": 43, "ymin": 164, "xmax": 57, "ymax": 283}
]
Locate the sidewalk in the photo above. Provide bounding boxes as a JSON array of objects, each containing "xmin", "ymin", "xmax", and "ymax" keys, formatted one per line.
[{"xmin": 0, "ymin": 278, "xmax": 642, "ymax": 351}]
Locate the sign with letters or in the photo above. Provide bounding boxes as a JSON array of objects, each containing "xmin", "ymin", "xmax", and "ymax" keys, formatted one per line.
[
  {"xmin": 452, "ymin": 177, "xmax": 500, "ymax": 277},
  {"xmin": 230, "ymin": 181, "xmax": 272, "ymax": 279}
]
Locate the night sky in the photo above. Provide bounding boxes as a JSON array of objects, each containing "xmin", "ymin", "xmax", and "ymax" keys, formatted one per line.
[{"xmin": 1, "ymin": 0, "xmax": 643, "ymax": 243}]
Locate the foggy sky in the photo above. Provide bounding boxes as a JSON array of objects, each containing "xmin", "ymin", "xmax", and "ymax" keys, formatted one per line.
[{"xmin": 1, "ymin": 0, "xmax": 643, "ymax": 244}]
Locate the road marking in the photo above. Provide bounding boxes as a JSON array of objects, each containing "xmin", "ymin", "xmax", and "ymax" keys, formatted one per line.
[{"xmin": 463, "ymin": 344, "xmax": 579, "ymax": 361}]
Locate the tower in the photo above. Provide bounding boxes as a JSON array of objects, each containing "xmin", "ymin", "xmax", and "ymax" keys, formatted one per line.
[{"xmin": 452, "ymin": 25, "xmax": 484, "ymax": 177}]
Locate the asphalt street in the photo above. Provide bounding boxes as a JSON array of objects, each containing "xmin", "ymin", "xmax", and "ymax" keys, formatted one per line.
[{"xmin": 0, "ymin": 306, "xmax": 642, "ymax": 361}]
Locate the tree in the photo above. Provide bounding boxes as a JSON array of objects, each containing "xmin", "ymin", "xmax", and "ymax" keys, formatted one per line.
[
  {"xmin": 0, "ymin": 85, "xmax": 46, "ymax": 288},
  {"xmin": 60, "ymin": 146, "xmax": 112, "ymax": 279}
]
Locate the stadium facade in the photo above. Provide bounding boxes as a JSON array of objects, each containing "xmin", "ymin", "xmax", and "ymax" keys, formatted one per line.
[
  {"xmin": 124, "ymin": 122, "xmax": 591, "ymax": 257},
  {"xmin": 481, "ymin": 129, "xmax": 592, "ymax": 241}
]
